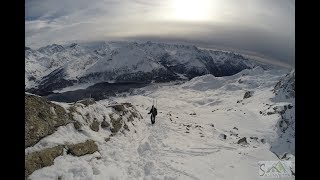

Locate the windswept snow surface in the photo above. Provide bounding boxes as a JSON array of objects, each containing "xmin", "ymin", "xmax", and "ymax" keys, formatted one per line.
[{"xmin": 28, "ymin": 67, "xmax": 294, "ymax": 180}]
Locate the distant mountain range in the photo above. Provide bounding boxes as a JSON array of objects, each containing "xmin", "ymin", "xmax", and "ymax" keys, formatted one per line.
[{"xmin": 26, "ymin": 41, "xmax": 260, "ymax": 95}]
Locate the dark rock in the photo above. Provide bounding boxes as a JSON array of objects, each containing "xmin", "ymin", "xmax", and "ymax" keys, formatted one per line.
[
  {"xmin": 124, "ymin": 123, "xmax": 129, "ymax": 131},
  {"xmin": 233, "ymin": 127, "xmax": 238, "ymax": 130},
  {"xmin": 219, "ymin": 134, "xmax": 227, "ymax": 139},
  {"xmin": 237, "ymin": 137, "xmax": 248, "ymax": 144},
  {"xmin": 190, "ymin": 112, "xmax": 196, "ymax": 115},
  {"xmin": 73, "ymin": 121, "xmax": 82, "ymax": 131},
  {"xmin": 25, "ymin": 145, "xmax": 64, "ymax": 178},
  {"xmin": 267, "ymin": 111, "xmax": 276, "ymax": 115},
  {"xmin": 112, "ymin": 104, "xmax": 126, "ymax": 112},
  {"xmin": 105, "ymin": 137, "xmax": 111, "ymax": 142},
  {"xmin": 250, "ymin": 137, "xmax": 258, "ymax": 141},
  {"xmin": 261, "ymin": 139, "xmax": 266, "ymax": 144},
  {"xmin": 210, "ymin": 124, "xmax": 214, "ymax": 127},
  {"xmin": 109, "ymin": 114, "xmax": 123, "ymax": 133},
  {"xmin": 123, "ymin": 102, "xmax": 133, "ymax": 108},
  {"xmin": 67, "ymin": 140, "xmax": 98, "ymax": 156},
  {"xmin": 243, "ymin": 91, "xmax": 254, "ymax": 99},
  {"xmin": 101, "ymin": 120, "xmax": 110, "ymax": 128},
  {"xmin": 90, "ymin": 120, "xmax": 100, "ymax": 132}
]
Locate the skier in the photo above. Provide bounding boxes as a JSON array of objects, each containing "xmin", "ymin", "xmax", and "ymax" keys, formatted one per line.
[{"xmin": 148, "ymin": 105, "xmax": 157, "ymax": 124}]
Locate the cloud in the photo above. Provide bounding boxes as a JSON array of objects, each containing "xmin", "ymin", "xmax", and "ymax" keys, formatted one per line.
[{"xmin": 25, "ymin": 0, "xmax": 294, "ymax": 67}]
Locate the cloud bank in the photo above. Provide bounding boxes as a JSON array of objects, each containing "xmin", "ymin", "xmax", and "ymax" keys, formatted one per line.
[{"xmin": 26, "ymin": 0, "xmax": 295, "ymax": 67}]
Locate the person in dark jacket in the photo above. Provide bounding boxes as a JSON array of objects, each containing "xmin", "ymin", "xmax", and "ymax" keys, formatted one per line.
[{"xmin": 148, "ymin": 105, "xmax": 157, "ymax": 124}]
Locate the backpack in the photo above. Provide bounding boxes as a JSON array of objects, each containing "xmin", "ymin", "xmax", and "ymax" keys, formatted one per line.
[{"xmin": 154, "ymin": 108, "xmax": 157, "ymax": 116}]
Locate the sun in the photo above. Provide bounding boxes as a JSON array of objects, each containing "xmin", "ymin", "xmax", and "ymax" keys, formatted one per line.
[{"xmin": 171, "ymin": 0, "xmax": 212, "ymax": 22}]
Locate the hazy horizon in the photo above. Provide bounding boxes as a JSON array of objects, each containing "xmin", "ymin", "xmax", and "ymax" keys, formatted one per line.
[{"xmin": 26, "ymin": 0, "xmax": 295, "ymax": 67}]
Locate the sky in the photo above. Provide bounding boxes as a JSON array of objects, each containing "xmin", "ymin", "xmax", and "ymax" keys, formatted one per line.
[{"xmin": 25, "ymin": 0, "xmax": 295, "ymax": 67}]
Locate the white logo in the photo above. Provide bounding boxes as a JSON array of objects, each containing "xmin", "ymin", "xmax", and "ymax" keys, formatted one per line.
[{"xmin": 258, "ymin": 161, "xmax": 294, "ymax": 178}]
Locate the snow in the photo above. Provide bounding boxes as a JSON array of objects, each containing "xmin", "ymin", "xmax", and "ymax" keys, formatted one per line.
[
  {"xmin": 26, "ymin": 41, "xmax": 270, "ymax": 90},
  {"xmin": 27, "ymin": 67, "xmax": 294, "ymax": 179},
  {"xmin": 53, "ymin": 83, "xmax": 96, "ymax": 93}
]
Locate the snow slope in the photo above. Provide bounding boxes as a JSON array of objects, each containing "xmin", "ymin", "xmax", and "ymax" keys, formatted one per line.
[{"xmin": 26, "ymin": 67, "xmax": 295, "ymax": 179}]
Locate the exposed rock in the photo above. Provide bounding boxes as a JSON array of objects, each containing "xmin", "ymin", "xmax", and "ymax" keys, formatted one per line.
[
  {"xmin": 273, "ymin": 70, "xmax": 295, "ymax": 99},
  {"xmin": 25, "ymin": 145, "xmax": 64, "ymax": 178},
  {"xmin": 25, "ymin": 94, "xmax": 72, "ymax": 148},
  {"xmin": 250, "ymin": 137, "xmax": 258, "ymax": 141},
  {"xmin": 281, "ymin": 153, "xmax": 294, "ymax": 160},
  {"xmin": 243, "ymin": 91, "xmax": 254, "ymax": 99},
  {"xmin": 267, "ymin": 111, "xmax": 276, "ymax": 115},
  {"xmin": 219, "ymin": 134, "xmax": 227, "ymax": 140},
  {"xmin": 210, "ymin": 124, "xmax": 214, "ymax": 127},
  {"xmin": 73, "ymin": 121, "xmax": 82, "ymax": 131},
  {"xmin": 109, "ymin": 114, "xmax": 123, "ymax": 133},
  {"xmin": 123, "ymin": 123, "xmax": 129, "ymax": 131},
  {"xmin": 90, "ymin": 120, "xmax": 100, "ymax": 132},
  {"xmin": 237, "ymin": 137, "xmax": 248, "ymax": 144},
  {"xmin": 233, "ymin": 127, "xmax": 238, "ymax": 130},
  {"xmin": 112, "ymin": 104, "xmax": 126, "ymax": 113},
  {"xmin": 77, "ymin": 98, "xmax": 95, "ymax": 106},
  {"xmin": 105, "ymin": 137, "xmax": 111, "ymax": 142},
  {"xmin": 67, "ymin": 140, "xmax": 98, "ymax": 156},
  {"xmin": 190, "ymin": 112, "xmax": 196, "ymax": 115},
  {"xmin": 123, "ymin": 102, "xmax": 133, "ymax": 108},
  {"xmin": 261, "ymin": 138, "xmax": 266, "ymax": 144},
  {"xmin": 101, "ymin": 120, "xmax": 110, "ymax": 128}
]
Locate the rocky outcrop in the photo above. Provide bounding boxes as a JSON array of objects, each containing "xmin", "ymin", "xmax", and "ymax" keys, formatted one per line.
[
  {"xmin": 109, "ymin": 114, "xmax": 123, "ymax": 133},
  {"xmin": 273, "ymin": 70, "xmax": 295, "ymax": 99},
  {"xmin": 67, "ymin": 140, "xmax": 98, "ymax": 157},
  {"xmin": 101, "ymin": 120, "xmax": 110, "ymax": 128},
  {"xmin": 243, "ymin": 91, "xmax": 254, "ymax": 99},
  {"xmin": 25, "ymin": 145, "xmax": 64, "ymax": 178},
  {"xmin": 25, "ymin": 94, "xmax": 72, "ymax": 148},
  {"xmin": 219, "ymin": 134, "xmax": 227, "ymax": 140},
  {"xmin": 237, "ymin": 137, "xmax": 248, "ymax": 145},
  {"xmin": 90, "ymin": 120, "xmax": 100, "ymax": 132}
]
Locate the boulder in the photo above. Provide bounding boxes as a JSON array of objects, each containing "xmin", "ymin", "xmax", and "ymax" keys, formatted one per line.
[
  {"xmin": 237, "ymin": 137, "xmax": 248, "ymax": 144},
  {"xmin": 219, "ymin": 134, "xmax": 227, "ymax": 140},
  {"xmin": 250, "ymin": 137, "xmax": 258, "ymax": 141},
  {"xmin": 243, "ymin": 91, "xmax": 254, "ymax": 99},
  {"xmin": 25, "ymin": 145, "xmax": 64, "ymax": 178},
  {"xmin": 101, "ymin": 120, "xmax": 110, "ymax": 128},
  {"xmin": 90, "ymin": 120, "xmax": 100, "ymax": 132},
  {"xmin": 109, "ymin": 114, "xmax": 123, "ymax": 133},
  {"xmin": 73, "ymin": 121, "xmax": 82, "ymax": 131},
  {"xmin": 25, "ymin": 94, "xmax": 72, "ymax": 148},
  {"xmin": 67, "ymin": 140, "xmax": 98, "ymax": 156}
]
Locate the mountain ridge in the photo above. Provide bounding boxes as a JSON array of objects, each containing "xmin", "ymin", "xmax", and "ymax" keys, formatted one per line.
[{"xmin": 26, "ymin": 41, "xmax": 261, "ymax": 95}]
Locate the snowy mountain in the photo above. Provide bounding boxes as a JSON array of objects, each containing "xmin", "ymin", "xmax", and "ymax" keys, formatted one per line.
[
  {"xmin": 25, "ymin": 41, "xmax": 256, "ymax": 95},
  {"xmin": 25, "ymin": 67, "xmax": 295, "ymax": 179}
]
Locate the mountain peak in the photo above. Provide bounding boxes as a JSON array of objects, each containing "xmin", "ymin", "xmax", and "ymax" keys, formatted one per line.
[{"xmin": 38, "ymin": 44, "xmax": 65, "ymax": 55}]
